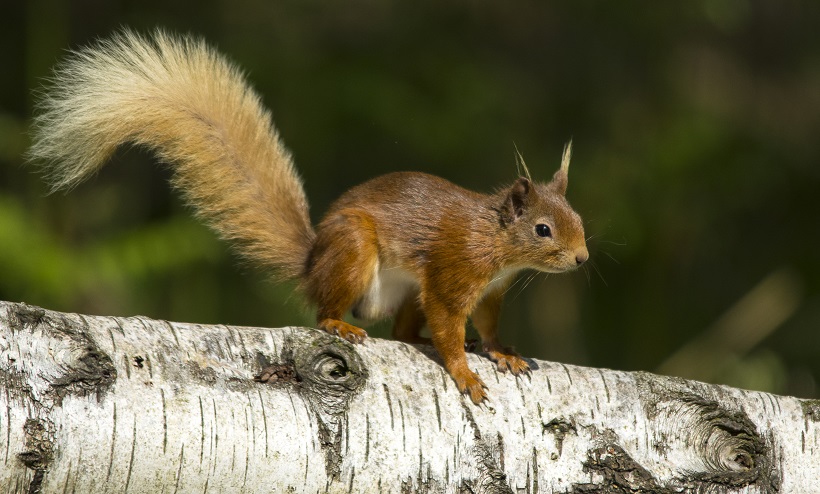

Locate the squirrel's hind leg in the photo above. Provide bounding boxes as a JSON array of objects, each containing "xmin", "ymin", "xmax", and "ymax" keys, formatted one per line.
[
  {"xmin": 306, "ymin": 209, "xmax": 380, "ymax": 344},
  {"xmin": 392, "ymin": 292, "xmax": 430, "ymax": 344}
]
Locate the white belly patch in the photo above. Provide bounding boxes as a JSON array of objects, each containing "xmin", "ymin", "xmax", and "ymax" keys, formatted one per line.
[{"xmin": 351, "ymin": 265, "xmax": 418, "ymax": 322}]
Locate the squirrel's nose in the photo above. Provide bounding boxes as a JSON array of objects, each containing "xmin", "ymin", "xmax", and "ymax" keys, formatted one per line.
[{"xmin": 575, "ymin": 247, "xmax": 589, "ymax": 266}]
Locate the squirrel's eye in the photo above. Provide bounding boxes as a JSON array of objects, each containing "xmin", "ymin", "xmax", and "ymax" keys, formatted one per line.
[{"xmin": 535, "ymin": 224, "xmax": 552, "ymax": 238}]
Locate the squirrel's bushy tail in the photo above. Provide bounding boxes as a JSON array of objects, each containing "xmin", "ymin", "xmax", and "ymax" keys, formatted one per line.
[{"xmin": 30, "ymin": 29, "xmax": 315, "ymax": 280}]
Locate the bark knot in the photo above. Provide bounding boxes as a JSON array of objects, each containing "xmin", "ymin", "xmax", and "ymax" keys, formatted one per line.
[
  {"xmin": 636, "ymin": 373, "xmax": 781, "ymax": 492},
  {"xmin": 290, "ymin": 329, "xmax": 369, "ymax": 481}
]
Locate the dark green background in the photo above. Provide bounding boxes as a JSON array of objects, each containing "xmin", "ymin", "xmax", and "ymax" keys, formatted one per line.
[{"xmin": 2, "ymin": 1, "xmax": 819, "ymax": 398}]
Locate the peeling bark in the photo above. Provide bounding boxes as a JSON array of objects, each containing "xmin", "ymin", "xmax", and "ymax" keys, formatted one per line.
[{"xmin": 0, "ymin": 301, "xmax": 818, "ymax": 493}]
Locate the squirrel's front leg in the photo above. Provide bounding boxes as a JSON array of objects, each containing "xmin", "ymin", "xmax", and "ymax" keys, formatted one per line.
[
  {"xmin": 471, "ymin": 289, "xmax": 530, "ymax": 375},
  {"xmin": 423, "ymin": 293, "xmax": 487, "ymax": 404}
]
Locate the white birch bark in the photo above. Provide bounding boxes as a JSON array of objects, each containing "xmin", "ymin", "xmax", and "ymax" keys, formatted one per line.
[{"xmin": 0, "ymin": 300, "xmax": 817, "ymax": 493}]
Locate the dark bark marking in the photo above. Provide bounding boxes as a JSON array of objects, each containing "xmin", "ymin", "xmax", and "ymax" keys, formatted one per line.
[
  {"xmin": 173, "ymin": 444, "xmax": 184, "ymax": 494},
  {"xmin": 19, "ymin": 417, "xmax": 55, "ymax": 494},
  {"xmin": 124, "ymin": 355, "xmax": 132, "ymax": 379},
  {"xmin": 458, "ymin": 402, "xmax": 512, "ymax": 493},
  {"xmin": 60, "ymin": 460, "xmax": 72, "ymax": 494},
  {"xmin": 8, "ymin": 304, "xmax": 117, "ymax": 406},
  {"xmin": 561, "ymin": 363, "xmax": 573, "ymax": 386},
  {"xmin": 234, "ymin": 326, "xmax": 249, "ymax": 356},
  {"xmin": 801, "ymin": 399, "xmax": 820, "ymax": 423},
  {"xmin": 365, "ymin": 414, "xmax": 370, "ymax": 462},
  {"xmin": 161, "ymin": 388, "xmax": 168, "ymax": 454},
  {"xmin": 515, "ymin": 376, "xmax": 525, "ymax": 399},
  {"xmin": 106, "ymin": 403, "xmax": 117, "ymax": 482},
  {"xmin": 241, "ymin": 403, "xmax": 253, "ymax": 459},
  {"xmin": 162, "ymin": 320, "xmax": 181, "ymax": 348},
  {"xmin": 542, "ymin": 417, "xmax": 577, "ymax": 458},
  {"xmin": 765, "ymin": 393, "xmax": 777, "ymax": 414},
  {"xmin": 212, "ymin": 397, "xmax": 219, "ymax": 459},
  {"xmin": 268, "ymin": 330, "xmax": 278, "ymax": 356},
  {"xmin": 596, "ymin": 368, "xmax": 610, "ymax": 403},
  {"xmin": 433, "ymin": 389, "xmax": 442, "ymax": 431},
  {"xmin": 418, "ymin": 426, "xmax": 424, "ymax": 483},
  {"xmin": 103, "ymin": 320, "xmax": 117, "ymax": 353},
  {"xmin": 345, "ymin": 407, "xmax": 352, "ymax": 456},
  {"xmin": 10, "ymin": 303, "xmax": 46, "ymax": 328},
  {"xmin": 243, "ymin": 443, "xmax": 250, "ymax": 490},
  {"xmin": 287, "ymin": 388, "xmax": 299, "ymax": 421},
  {"xmin": 496, "ymin": 432, "xmax": 505, "ymax": 471},
  {"xmin": 4, "ymin": 387, "xmax": 10, "ymax": 464},
  {"xmin": 257, "ymin": 389, "xmax": 269, "ymax": 458},
  {"xmin": 124, "ymin": 415, "xmax": 137, "ymax": 493},
  {"xmin": 400, "ymin": 400, "xmax": 406, "ymax": 451},
  {"xmin": 384, "ymin": 384, "xmax": 395, "ymax": 430},
  {"xmin": 112, "ymin": 317, "xmax": 126, "ymax": 336},
  {"xmin": 28, "ymin": 470, "xmax": 45, "ymax": 494},
  {"xmin": 531, "ymin": 446, "xmax": 538, "ymax": 494},
  {"xmin": 199, "ymin": 396, "xmax": 205, "ymax": 464},
  {"xmin": 573, "ymin": 439, "xmax": 670, "ymax": 494}
]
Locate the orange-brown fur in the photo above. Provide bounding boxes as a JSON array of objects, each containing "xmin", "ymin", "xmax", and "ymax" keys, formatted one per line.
[{"xmin": 30, "ymin": 30, "xmax": 588, "ymax": 404}]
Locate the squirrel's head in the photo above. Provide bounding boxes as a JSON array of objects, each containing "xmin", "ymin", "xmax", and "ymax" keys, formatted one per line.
[{"xmin": 498, "ymin": 144, "xmax": 588, "ymax": 273}]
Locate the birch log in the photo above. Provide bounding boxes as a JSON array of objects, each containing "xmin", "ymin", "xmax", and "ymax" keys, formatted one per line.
[{"xmin": 0, "ymin": 301, "xmax": 818, "ymax": 493}]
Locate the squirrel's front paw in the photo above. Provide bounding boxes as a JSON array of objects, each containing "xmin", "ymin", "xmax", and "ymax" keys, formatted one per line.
[
  {"xmin": 318, "ymin": 318, "xmax": 368, "ymax": 344},
  {"xmin": 485, "ymin": 345, "xmax": 531, "ymax": 375},
  {"xmin": 451, "ymin": 367, "xmax": 488, "ymax": 404}
]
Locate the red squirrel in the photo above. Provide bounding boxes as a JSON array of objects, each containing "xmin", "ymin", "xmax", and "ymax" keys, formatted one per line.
[{"xmin": 29, "ymin": 30, "xmax": 588, "ymax": 404}]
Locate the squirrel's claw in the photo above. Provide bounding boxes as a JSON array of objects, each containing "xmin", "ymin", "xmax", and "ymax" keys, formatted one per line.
[
  {"xmin": 318, "ymin": 318, "xmax": 368, "ymax": 344},
  {"xmin": 451, "ymin": 367, "xmax": 488, "ymax": 405},
  {"xmin": 486, "ymin": 347, "xmax": 531, "ymax": 376}
]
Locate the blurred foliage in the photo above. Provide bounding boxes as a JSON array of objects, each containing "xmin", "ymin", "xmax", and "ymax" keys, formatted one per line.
[{"xmin": 1, "ymin": 0, "xmax": 818, "ymax": 398}]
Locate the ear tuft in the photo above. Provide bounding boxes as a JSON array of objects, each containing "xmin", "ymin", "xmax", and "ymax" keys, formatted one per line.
[{"xmin": 549, "ymin": 140, "xmax": 572, "ymax": 196}]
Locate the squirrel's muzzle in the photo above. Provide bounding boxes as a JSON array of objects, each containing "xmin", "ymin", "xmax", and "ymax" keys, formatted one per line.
[{"xmin": 575, "ymin": 247, "xmax": 589, "ymax": 266}]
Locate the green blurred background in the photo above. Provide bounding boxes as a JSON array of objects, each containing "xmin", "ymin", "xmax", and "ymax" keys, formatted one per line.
[{"xmin": 1, "ymin": 0, "xmax": 818, "ymax": 398}]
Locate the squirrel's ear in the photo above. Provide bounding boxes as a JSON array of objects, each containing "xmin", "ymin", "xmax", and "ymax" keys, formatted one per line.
[
  {"xmin": 548, "ymin": 141, "xmax": 572, "ymax": 196},
  {"xmin": 502, "ymin": 177, "xmax": 531, "ymax": 224}
]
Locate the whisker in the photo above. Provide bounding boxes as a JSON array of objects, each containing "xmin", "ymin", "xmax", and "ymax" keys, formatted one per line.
[
  {"xmin": 502, "ymin": 273, "xmax": 528, "ymax": 296},
  {"xmin": 590, "ymin": 260, "xmax": 608, "ymax": 287},
  {"xmin": 523, "ymin": 271, "xmax": 542, "ymax": 294},
  {"xmin": 512, "ymin": 272, "xmax": 539, "ymax": 301},
  {"xmin": 599, "ymin": 250, "xmax": 621, "ymax": 265},
  {"xmin": 598, "ymin": 238, "xmax": 627, "ymax": 247}
]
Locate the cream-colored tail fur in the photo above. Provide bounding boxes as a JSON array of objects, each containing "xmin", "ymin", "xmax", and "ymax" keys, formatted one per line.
[{"xmin": 29, "ymin": 30, "xmax": 315, "ymax": 280}]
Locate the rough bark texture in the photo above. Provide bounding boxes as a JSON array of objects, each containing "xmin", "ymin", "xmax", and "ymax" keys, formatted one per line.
[{"xmin": 0, "ymin": 300, "xmax": 817, "ymax": 493}]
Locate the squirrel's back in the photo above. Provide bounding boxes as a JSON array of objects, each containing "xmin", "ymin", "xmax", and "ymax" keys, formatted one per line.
[{"xmin": 29, "ymin": 30, "xmax": 314, "ymax": 279}]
